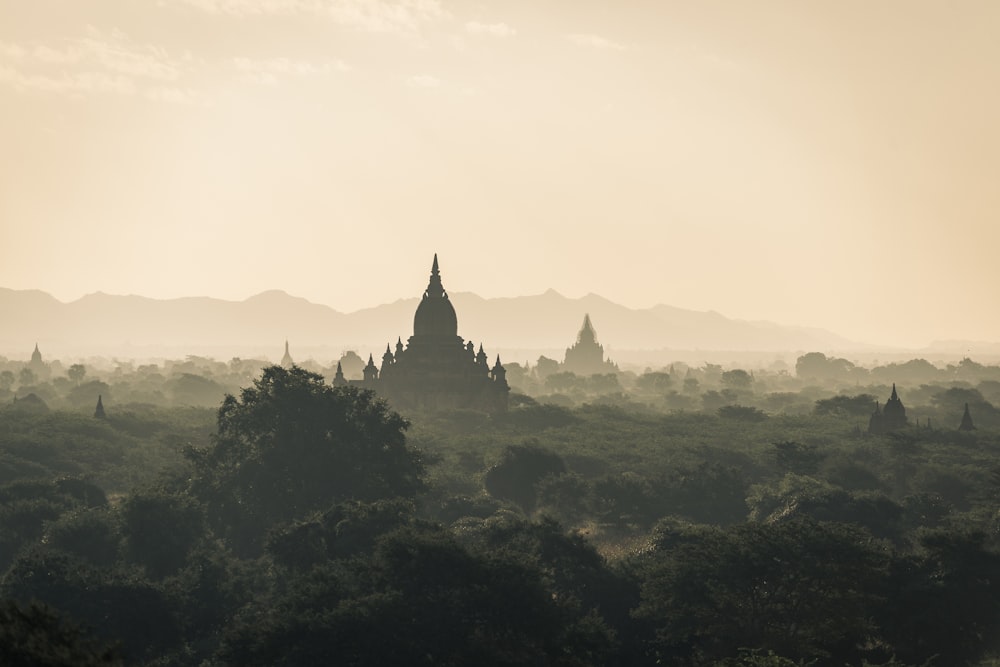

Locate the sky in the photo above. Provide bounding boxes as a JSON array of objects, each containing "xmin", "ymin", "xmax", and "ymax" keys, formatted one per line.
[{"xmin": 1, "ymin": 0, "xmax": 998, "ymax": 349}]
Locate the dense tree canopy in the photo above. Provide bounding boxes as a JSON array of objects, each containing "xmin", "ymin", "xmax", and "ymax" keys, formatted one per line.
[
  {"xmin": 3, "ymin": 355, "xmax": 1000, "ymax": 666},
  {"xmin": 186, "ymin": 366, "xmax": 425, "ymax": 554}
]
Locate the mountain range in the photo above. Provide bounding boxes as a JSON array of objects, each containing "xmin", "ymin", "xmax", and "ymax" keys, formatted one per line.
[{"xmin": 0, "ymin": 286, "xmax": 875, "ymax": 364}]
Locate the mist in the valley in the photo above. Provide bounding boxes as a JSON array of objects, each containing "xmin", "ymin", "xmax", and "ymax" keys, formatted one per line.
[{"xmin": 3, "ymin": 259, "xmax": 1000, "ymax": 664}]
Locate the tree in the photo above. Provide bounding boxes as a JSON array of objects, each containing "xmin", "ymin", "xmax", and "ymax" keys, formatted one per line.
[
  {"xmin": 535, "ymin": 355, "xmax": 560, "ymax": 380},
  {"xmin": 66, "ymin": 381, "xmax": 110, "ymax": 411},
  {"xmin": 2, "ymin": 548, "xmax": 179, "ymax": 661},
  {"xmin": 721, "ymin": 369, "xmax": 752, "ymax": 389},
  {"xmin": 636, "ymin": 371, "xmax": 672, "ymax": 393},
  {"xmin": 485, "ymin": 443, "xmax": 566, "ymax": 511},
  {"xmin": 121, "ymin": 489, "xmax": 204, "ymax": 578},
  {"xmin": 717, "ymin": 404, "xmax": 767, "ymax": 422},
  {"xmin": 17, "ymin": 368, "xmax": 36, "ymax": 387},
  {"xmin": 44, "ymin": 509, "xmax": 120, "ymax": 567},
  {"xmin": 0, "ymin": 599, "xmax": 121, "ymax": 666},
  {"xmin": 814, "ymin": 393, "xmax": 877, "ymax": 419},
  {"xmin": 636, "ymin": 520, "xmax": 887, "ymax": 664},
  {"xmin": 67, "ymin": 364, "xmax": 87, "ymax": 384},
  {"xmin": 880, "ymin": 530, "xmax": 1000, "ymax": 666},
  {"xmin": 220, "ymin": 524, "xmax": 615, "ymax": 666},
  {"xmin": 186, "ymin": 366, "xmax": 424, "ymax": 555},
  {"xmin": 795, "ymin": 352, "xmax": 854, "ymax": 381}
]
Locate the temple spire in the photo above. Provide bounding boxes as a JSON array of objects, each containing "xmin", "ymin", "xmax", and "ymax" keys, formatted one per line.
[
  {"xmin": 363, "ymin": 353, "xmax": 379, "ymax": 382},
  {"xmin": 890, "ymin": 383, "xmax": 898, "ymax": 401},
  {"xmin": 424, "ymin": 254, "xmax": 446, "ymax": 299},
  {"xmin": 577, "ymin": 314, "xmax": 597, "ymax": 345},
  {"xmin": 959, "ymin": 402, "xmax": 976, "ymax": 431}
]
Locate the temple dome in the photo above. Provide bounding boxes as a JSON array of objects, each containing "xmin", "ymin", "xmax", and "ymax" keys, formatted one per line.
[{"xmin": 413, "ymin": 254, "xmax": 458, "ymax": 338}]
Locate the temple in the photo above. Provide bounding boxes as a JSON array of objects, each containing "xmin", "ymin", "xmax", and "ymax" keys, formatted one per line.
[
  {"xmin": 563, "ymin": 314, "xmax": 617, "ymax": 376},
  {"xmin": 353, "ymin": 255, "xmax": 509, "ymax": 412},
  {"xmin": 958, "ymin": 402, "xmax": 976, "ymax": 431},
  {"xmin": 281, "ymin": 341, "xmax": 295, "ymax": 368},
  {"xmin": 28, "ymin": 343, "xmax": 49, "ymax": 379},
  {"xmin": 868, "ymin": 384, "xmax": 908, "ymax": 434}
]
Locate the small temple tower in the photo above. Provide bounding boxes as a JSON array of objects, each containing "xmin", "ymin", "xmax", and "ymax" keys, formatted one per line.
[
  {"xmin": 958, "ymin": 403, "xmax": 976, "ymax": 431},
  {"xmin": 332, "ymin": 361, "xmax": 348, "ymax": 387},
  {"xmin": 563, "ymin": 314, "xmax": 617, "ymax": 376},
  {"xmin": 491, "ymin": 355, "xmax": 508, "ymax": 388},
  {"xmin": 869, "ymin": 384, "xmax": 908, "ymax": 434},
  {"xmin": 362, "ymin": 354, "xmax": 379, "ymax": 382},
  {"xmin": 94, "ymin": 394, "xmax": 106, "ymax": 419},
  {"xmin": 867, "ymin": 401, "xmax": 882, "ymax": 434},
  {"xmin": 27, "ymin": 343, "xmax": 49, "ymax": 379},
  {"xmin": 281, "ymin": 341, "xmax": 295, "ymax": 368}
]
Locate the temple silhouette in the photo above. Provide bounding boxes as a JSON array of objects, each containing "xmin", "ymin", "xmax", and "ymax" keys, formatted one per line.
[
  {"xmin": 343, "ymin": 255, "xmax": 509, "ymax": 412},
  {"xmin": 868, "ymin": 384, "xmax": 908, "ymax": 434},
  {"xmin": 280, "ymin": 340, "xmax": 294, "ymax": 368},
  {"xmin": 563, "ymin": 314, "xmax": 617, "ymax": 376},
  {"xmin": 959, "ymin": 402, "xmax": 976, "ymax": 431}
]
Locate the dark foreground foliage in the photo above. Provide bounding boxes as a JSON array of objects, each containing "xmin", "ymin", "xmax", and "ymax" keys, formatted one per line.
[{"xmin": 2, "ymin": 365, "xmax": 1000, "ymax": 666}]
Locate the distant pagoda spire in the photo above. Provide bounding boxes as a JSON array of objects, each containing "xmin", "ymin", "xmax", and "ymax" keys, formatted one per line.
[
  {"xmin": 491, "ymin": 355, "xmax": 508, "ymax": 386},
  {"xmin": 332, "ymin": 361, "xmax": 347, "ymax": 387},
  {"xmin": 871, "ymin": 383, "xmax": 907, "ymax": 433},
  {"xmin": 577, "ymin": 314, "xmax": 597, "ymax": 345},
  {"xmin": 281, "ymin": 340, "xmax": 294, "ymax": 368},
  {"xmin": 94, "ymin": 394, "xmax": 106, "ymax": 419},
  {"xmin": 363, "ymin": 353, "xmax": 379, "ymax": 382},
  {"xmin": 959, "ymin": 402, "xmax": 976, "ymax": 431}
]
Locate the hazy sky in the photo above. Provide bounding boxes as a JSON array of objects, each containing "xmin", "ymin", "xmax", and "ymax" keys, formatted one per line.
[{"xmin": 1, "ymin": 1, "xmax": 998, "ymax": 348}]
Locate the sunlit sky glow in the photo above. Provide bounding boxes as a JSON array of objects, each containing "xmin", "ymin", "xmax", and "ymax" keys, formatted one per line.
[{"xmin": 1, "ymin": 1, "xmax": 998, "ymax": 348}]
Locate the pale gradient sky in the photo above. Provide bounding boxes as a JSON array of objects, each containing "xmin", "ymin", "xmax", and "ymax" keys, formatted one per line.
[{"xmin": 1, "ymin": 1, "xmax": 998, "ymax": 349}]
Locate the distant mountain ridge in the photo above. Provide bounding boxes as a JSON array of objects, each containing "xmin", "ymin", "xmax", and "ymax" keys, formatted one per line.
[{"xmin": 0, "ymin": 286, "xmax": 866, "ymax": 360}]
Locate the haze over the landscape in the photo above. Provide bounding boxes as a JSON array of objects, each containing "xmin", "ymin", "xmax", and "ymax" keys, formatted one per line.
[
  {"xmin": 7, "ymin": 5, "xmax": 1000, "ymax": 665},
  {"xmin": 2, "ymin": 1, "xmax": 998, "ymax": 349}
]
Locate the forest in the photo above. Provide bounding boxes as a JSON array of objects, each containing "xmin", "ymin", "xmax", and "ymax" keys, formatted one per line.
[{"xmin": 1, "ymin": 351, "xmax": 999, "ymax": 666}]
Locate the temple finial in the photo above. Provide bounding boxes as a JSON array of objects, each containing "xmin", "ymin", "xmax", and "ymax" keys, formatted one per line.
[{"xmin": 424, "ymin": 254, "xmax": 446, "ymax": 298}]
